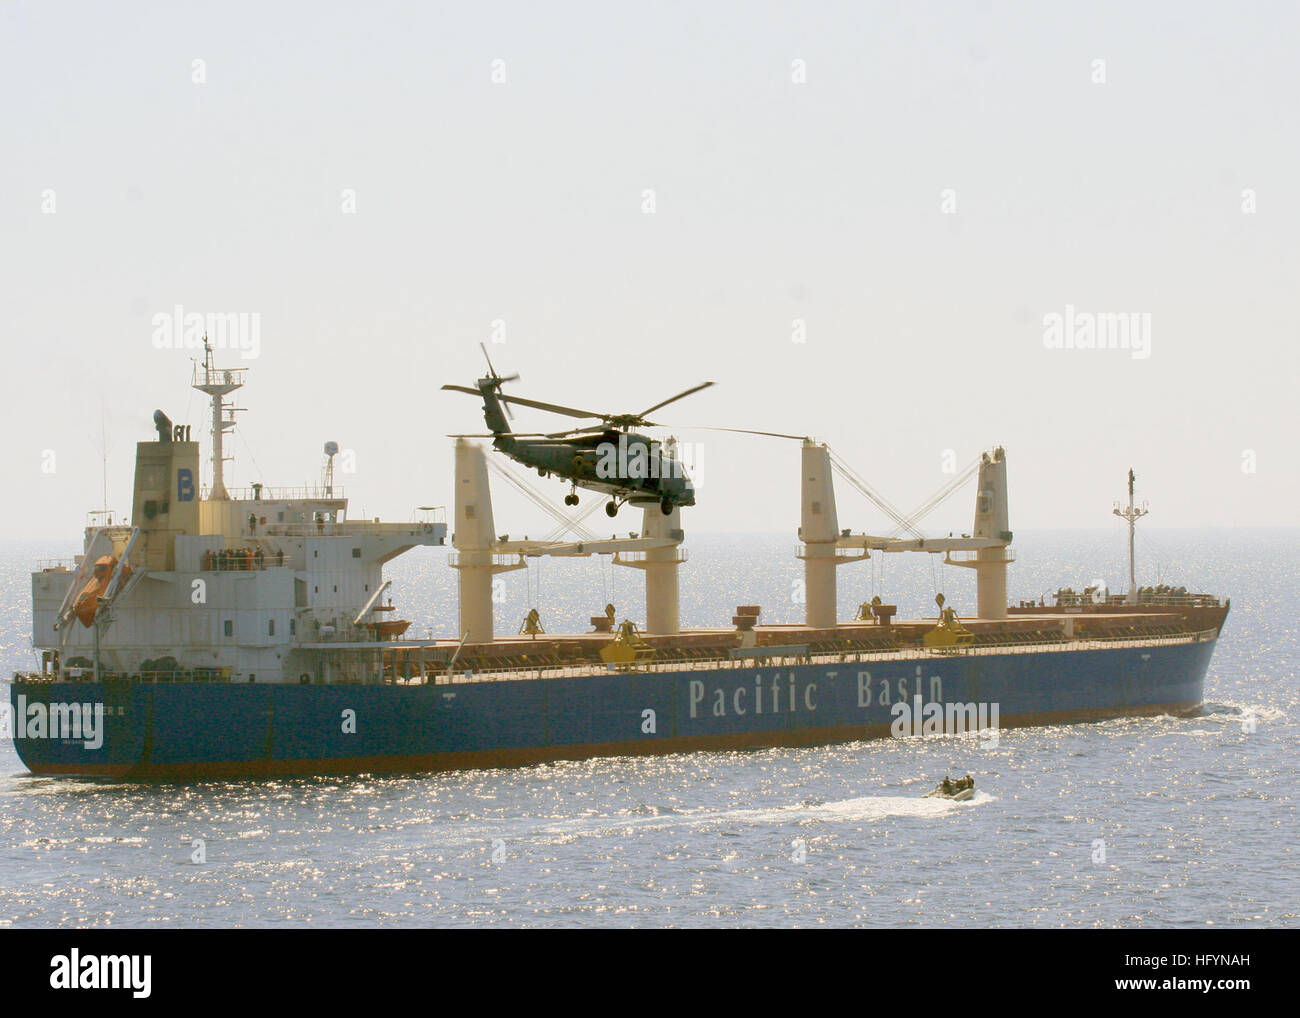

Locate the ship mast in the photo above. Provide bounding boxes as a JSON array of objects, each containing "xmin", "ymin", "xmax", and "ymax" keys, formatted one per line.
[
  {"xmin": 191, "ymin": 338, "xmax": 245, "ymax": 499},
  {"xmin": 1112, "ymin": 467, "xmax": 1149, "ymax": 605}
]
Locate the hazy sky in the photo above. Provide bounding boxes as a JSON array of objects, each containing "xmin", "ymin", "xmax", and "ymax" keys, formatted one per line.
[{"xmin": 3, "ymin": 0, "xmax": 1297, "ymax": 542}]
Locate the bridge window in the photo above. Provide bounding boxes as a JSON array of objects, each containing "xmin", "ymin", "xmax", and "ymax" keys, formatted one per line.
[
  {"xmin": 223, "ymin": 620, "xmax": 233, "ymax": 637},
  {"xmin": 268, "ymin": 619, "xmax": 275, "ymax": 636},
  {"xmin": 352, "ymin": 548, "xmax": 361, "ymax": 558}
]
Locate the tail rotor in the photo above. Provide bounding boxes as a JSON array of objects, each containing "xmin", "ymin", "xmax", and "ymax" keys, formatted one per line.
[{"xmin": 480, "ymin": 343, "xmax": 519, "ymax": 420}]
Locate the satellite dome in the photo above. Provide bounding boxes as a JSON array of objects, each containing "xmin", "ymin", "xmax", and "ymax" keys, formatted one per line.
[{"xmin": 324, "ymin": 441, "xmax": 339, "ymax": 456}]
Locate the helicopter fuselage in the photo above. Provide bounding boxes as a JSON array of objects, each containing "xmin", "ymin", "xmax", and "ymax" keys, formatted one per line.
[
  {"xmin": 449, "ymin": 372, "xmax": 705, "ymax": 514},
  {"xmin": 494, "ymin": 430, "xmax": 696, "ymax": 508}
]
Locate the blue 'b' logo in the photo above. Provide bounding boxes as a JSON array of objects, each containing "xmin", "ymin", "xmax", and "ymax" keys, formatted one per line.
[{"xmin": 177, "ymin": 468, "xmax": 195, "ymax": 502}]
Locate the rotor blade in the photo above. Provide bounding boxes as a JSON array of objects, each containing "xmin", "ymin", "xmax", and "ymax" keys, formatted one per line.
[
  {"xmin": 685, "ymin": 425, "xmax": 811, "ymax": 441},
  {"xmin": 638, "ymin": 381, "xmax": 715, "ymax": 419},
  {"xmin": 496, "ymin": 393, "xmax": 605, "ymax": 419},
  {"xmin": 441, "ymin": 384, "xmax": 484, "ymax": 397},
  {"xmin": 545, "ymin": 425, "xmax": 608, "ymax": 438},
  {"xmin": 480, "ymin": 342, "xmax": 497, "ymax": 378}
]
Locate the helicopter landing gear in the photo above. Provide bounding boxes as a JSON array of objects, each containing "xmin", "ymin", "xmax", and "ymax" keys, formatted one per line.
[
  {"xmin": 660, "ymin": 498, "xmax": 672, "ymax": 515},
  {"xmin": 605, "ymin": 501, "xmax": 619, "ymax": 518},
  {"xmin": 564, "ymin": 493, "xmax": 579, "ymax": 506}
]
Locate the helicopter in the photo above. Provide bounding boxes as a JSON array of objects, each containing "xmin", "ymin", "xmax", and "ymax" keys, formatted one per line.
[{"xmin": 442, "ymin": 347, "xmax": 714, "ymax": 517}]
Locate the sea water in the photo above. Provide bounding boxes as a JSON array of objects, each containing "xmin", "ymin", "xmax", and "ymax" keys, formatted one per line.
[{"xmin": 1, "ymin": 529, "xmax": 1294, "ymax": 927}]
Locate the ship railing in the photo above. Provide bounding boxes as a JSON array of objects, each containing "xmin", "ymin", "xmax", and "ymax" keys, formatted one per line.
[
  {"xmin": 206, "ymin": 484, "xmax": 344, "ymax": 502},
  {"xmin": 1131, "ymin": 595, "xmax": 1221, "ymax": 607},
  {"xmin": 203, "ymin": 550, "xmax": 271, "ymax": 571},
  {"xmin": 10, "ymin": 669, "xmax": 232, "ymax": 685},
  {"xmin": 12, "ymin": 628, "xmax": 1218, "ymax": 689},
  {"xmin": 944, "ymin": 548, "xmax": 1017, "ymax": 565},
  {"xmin": 391, "ymin": 627, "xmax": 1217, "ymax": 684},
  {"xmin": 260, "ymin": 521, "xmax": 443, "ymax": 539},
  {"xmin": 795, "ymin": 543, "xmax": 871, "ymax": 561},
  {"xmin": 409, "ymin": 652, "xmax": 777, "ymax": 685},
  {"xmin": 1053, "ymin": 593, "xmax": 1221, "ymax": 608},
  {"xmin": 192, "ymin": 363, "xmax": 247, "ymax": 390},
  {"xmin": 613, "ymin": 549, "xmax": 689, "ymax": 565},
  {"xmin": 34, "ymin": 558, "xmax": 77, "ymax": 572},
  {"xmin": 446, "ymin": 551, "xmax": 523, "ymax": 568},
  {"xmin": 917, "ymin": 630, "xmax": 1210, "ymax": 658}
]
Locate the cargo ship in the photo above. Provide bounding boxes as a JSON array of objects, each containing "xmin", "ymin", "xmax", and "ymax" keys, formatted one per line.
[{"xmin": 7, "ymin": 347, "xmax": 1229, "ymax": 778}]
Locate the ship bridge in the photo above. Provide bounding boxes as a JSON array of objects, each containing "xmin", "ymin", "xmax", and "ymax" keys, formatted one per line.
[{"xmin": 28, "ymin": 341, "xmax": 447, "ymax": 686}]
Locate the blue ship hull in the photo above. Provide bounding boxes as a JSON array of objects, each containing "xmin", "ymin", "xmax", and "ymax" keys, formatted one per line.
[{"xmin": 9, "ymin": 637, "xmax": 1219, "ymax": 779}]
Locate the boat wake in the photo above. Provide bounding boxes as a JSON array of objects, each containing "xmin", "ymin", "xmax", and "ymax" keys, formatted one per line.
[
  {"xmin": 1145, "ymin": 701, "xmax": 1288, "ymax": 738},
  {"xmin": 532, "ymin": 791, "xmax": 996, "ymax": 843},
  {"xmin": 1198, "ymin": 701, "xmax": 1287, "ymax": 723}
]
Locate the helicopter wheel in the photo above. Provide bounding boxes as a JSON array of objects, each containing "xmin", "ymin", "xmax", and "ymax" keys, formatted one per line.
[
  {"xmin": 660, "ymin": 498, "xmax": 672, "ymax": 515},
  {"xmin": 605, "ymin": 501, "xmax": 619, "ymax": 518},
  {"xmin": 564, "ymin": 494, "xmax": 579, "ymax": 506}
]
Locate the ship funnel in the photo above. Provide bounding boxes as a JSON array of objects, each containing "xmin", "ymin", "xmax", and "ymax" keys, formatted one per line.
[{"xmin": 131, "ymin": 427, "xmax": 200, "ymax": 571}]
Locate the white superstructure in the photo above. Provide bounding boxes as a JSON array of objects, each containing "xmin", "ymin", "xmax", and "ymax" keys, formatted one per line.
[{"xmin": 30, "ymin": 343, "xmax": 446, "ymax": 684}]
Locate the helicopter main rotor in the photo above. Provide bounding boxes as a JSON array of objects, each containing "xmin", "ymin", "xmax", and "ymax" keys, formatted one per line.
[
  {"xmin": 443, "ymin": 372, "xmax": 716, "ymax": 435},
  {"xmin": 526, "ymin": 381, "xmax": 718, "ymax": 436}
]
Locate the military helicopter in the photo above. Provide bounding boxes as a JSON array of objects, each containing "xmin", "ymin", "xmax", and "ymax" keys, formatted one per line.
[{"xmin": 443, "ymin": 347, "xmax": 714, "ymax": 517}]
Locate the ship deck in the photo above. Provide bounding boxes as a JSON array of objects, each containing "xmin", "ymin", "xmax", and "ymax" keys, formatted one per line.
[
  {"xmin": 16, "ymin": 606, "xmax": 1228, "ymax": 689},
  {"xmin": 352, "ymin": 605, "xmax": 1228, "ymax": 686},
  {"xmin": 378, "ymin": 628, "xmax": 1222, "ymax": 686}
]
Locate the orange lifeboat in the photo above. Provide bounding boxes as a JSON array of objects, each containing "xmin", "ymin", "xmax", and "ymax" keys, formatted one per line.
[
  {"xmin": 366, "ymin": 619, "xmax": 412, "ymax": 639},
  {"xmin": 72, "ymin": 555, "xmax": 131, "ymax": 627}
]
